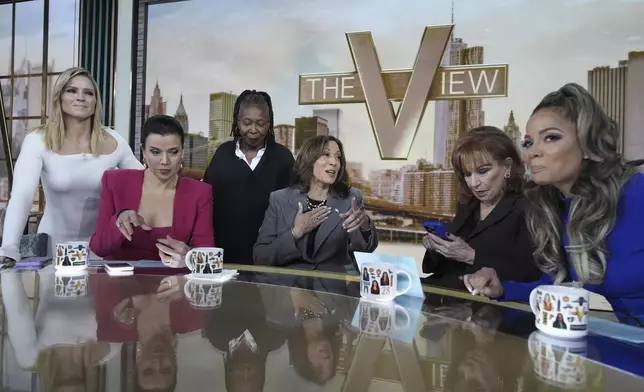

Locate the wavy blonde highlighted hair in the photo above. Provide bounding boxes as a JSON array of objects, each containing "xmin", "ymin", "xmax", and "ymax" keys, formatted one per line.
[
  {"xmin": 525, "ymin": 83, "xmax": 636, "ymax": 284},
  {"xmin": 33, "ymin": 67, "xmax": 105, "ymax": 156}
]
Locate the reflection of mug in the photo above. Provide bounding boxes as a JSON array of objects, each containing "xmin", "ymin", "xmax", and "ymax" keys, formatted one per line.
[
  {"xmin": 54, "ymin": 271, "xmax": 89, "ymax": 298},
  {"xmin": 357, "ymin": 299, "xmax": 411, "ymax": 337},
  {"xmin": 528, "ymin": 331, "xmax": 589, "ymax": 389},
  {"xmin": 183, "ymin": 280, "xmax": 222, "ymax": 309},
  {"xmin": 55, "ymin": 241, "xmax": 89, "ymax": 270},
  {"xmin": 529, "ymin": 285, "xmax": 589, "ymax": 339},
  {"xmin": 360, "ymin": 263, "xmax": 411, "ymax": 302},
  {"xmin": 184, "ymin": 247, "xmax": 224, "ymax": 275}
]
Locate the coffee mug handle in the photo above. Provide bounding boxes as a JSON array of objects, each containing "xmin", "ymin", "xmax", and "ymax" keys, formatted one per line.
[
  {"xmin": 184, "ymin": 250, "xmax": 196, "ymax": 271},
  {"xmin": 395, "ymin": 270, "xmax": 412, "ymax": 296},
  {"xmin": 529, "ymin": 287, "xmax": 540, "ymax": 316},
  {"xmin": 393, "ymin": 304, "xmax": 412, "ymax": 330},
  {"xmin": 183, "ymin": 280, "xmax": 193, "ymax": 299}
]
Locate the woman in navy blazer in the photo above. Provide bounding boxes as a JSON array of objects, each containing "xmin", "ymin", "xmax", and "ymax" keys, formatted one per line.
[
  {"xmin": 90, "ymin": 115, "xmax": 214, "ymax": 266},
  {"xmin": 463, "ymin": 83, "xmax": 644, "ymax": 325}
]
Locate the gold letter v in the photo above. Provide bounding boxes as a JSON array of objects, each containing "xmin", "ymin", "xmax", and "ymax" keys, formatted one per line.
[{"xmin": 346, "ymin": 26, "xmax": 453, "ymax": 160}]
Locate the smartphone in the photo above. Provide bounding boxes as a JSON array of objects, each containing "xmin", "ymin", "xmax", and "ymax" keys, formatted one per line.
[
  {"xmin": 423, "ymin": 221, "xmax": 450, "ymax": 241},
  {"xmin": 105, "ymin": 262, "xmax": 134, "ymax": 276}
]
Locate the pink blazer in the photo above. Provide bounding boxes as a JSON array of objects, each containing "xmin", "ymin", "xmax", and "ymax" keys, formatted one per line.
[{"xmin": 90, "ymin": 169, "xmax": 214, "ymax": 261}]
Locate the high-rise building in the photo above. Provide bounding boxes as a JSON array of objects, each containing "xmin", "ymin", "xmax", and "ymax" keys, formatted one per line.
[
  {"xmin": 588, "ymin": 62, "xmax": 628, "ymax": 152},
  {"xmin": 503, "ymin": 110, "xmax": 521, "ymax": 151},
  {"xmin": 444, "ymin": 42, "xmax": 485, "ymax": 168},
  {"xmin": 145, "ymin": 80, "xmax": 167, "ymax": 120},
  {"xmin": 274, "ymin": 124, "xmax": 295, "ymax": 154},
  {"xmin": 174, "ymin": 94, "xmax": 189, "ymax": 133},
  {"xmin": 434, "ymin": 37, "xmax": 467, "ymax": 167},
  {"xmin": 7, "ymin": 59, "xmax": 55, "ymax": 154},
  {"xmin": 402, "ymin": 168, "xmax": 457, "ymax": 215},
  {"xmin": 208, "ymin": 92, "xmax": 238, "ymax": 159},
  {"xmin": 312, "ymin": 109, "xmax": 342, "ymax": 139},
  {"xmin": 183, "ymin": 133, "xmax": 208, "ymax": 169},
  {"xmin": 294, "ymin": 116, "xmax": 329, "ymax": 153}
]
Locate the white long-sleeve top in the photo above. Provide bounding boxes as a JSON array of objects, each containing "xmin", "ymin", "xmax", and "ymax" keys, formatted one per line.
[{"xmin": 0, "ymin": 128, "xmax": 143, "ymax": 261}]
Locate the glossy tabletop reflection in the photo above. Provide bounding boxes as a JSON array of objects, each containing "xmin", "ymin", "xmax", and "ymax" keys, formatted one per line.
[{"xmin": 1, "ymin": 265, "xmax": 643, "ymax": 392}]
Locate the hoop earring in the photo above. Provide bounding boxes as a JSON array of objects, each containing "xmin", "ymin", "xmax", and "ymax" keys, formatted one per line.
[{"xmin": 504, "ymin": 170, "xmax": 511, "ymax": 179}]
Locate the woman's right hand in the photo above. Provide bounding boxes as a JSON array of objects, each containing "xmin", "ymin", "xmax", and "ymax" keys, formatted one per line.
[
  {"xmin": 462, "ymin": 267, "xmax": 504, "ymax": 298},
  {"xmin": 292, "ymin": 202, "xmax": 331, "ymax": 240},
  {"xmin": 116, "ymin": 210, "xmax": 151, "ymax": 241}
]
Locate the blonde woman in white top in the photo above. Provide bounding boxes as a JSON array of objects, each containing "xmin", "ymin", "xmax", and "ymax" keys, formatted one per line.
[{"xmin": 0, "ymin": 67, "xmax": 142, "ymax": 262}]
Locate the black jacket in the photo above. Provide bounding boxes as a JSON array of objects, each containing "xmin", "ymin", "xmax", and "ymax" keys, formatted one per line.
[{"xmin": 422, "ymin": 192, "xmax": 542, "ymax": 290}]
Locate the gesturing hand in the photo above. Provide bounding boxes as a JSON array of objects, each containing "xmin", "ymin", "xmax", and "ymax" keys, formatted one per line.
[
  {"xmin": 155, "ymin": 235, "xmax": 190, "ymax": 268},
  {"xmin": 462, "ymin": 267, "xmax": 504, "ymax": 298},
  {"xmin": 340, "ymin": 197, "xmax": 370, "ymax": 233},
  {"xmin": 116, "ymin": 210, "xmax": 151, "ymax": 241},
  {"xmin": 292, "ymin": 202, "xmax": 331, "ymax": 240},
  {"xmin": 427, "ymin": 233, "xmax": 475, "ymax": 264}
]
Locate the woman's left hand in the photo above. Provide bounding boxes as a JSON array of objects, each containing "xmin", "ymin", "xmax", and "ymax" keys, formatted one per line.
[
  {"xmin": 156, "ymin": 235, "xmax": 189, "ymax": 268},
  {"xmin": 341, "ymin": 197, "xmax": 371, "ymax": 233},
  {"xmin": 427, "ymin": 233, "xmax": 475, "ymax": 264}
]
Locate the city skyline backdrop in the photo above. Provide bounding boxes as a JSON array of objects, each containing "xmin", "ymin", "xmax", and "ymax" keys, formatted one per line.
[{"xmin": 142, "ymin": 0, "xmax": 644, "ymax": 173}]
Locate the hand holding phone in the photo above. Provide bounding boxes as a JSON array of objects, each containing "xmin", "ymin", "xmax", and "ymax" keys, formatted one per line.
[{"xmin": 423, "ymin": 221, "xmax": 450, "ymax": 241}]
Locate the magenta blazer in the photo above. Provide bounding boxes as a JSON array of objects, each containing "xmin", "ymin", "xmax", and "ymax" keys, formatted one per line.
[{"xmin": 90, "ymin": 169, "xmax": 214, "ymax": 261}]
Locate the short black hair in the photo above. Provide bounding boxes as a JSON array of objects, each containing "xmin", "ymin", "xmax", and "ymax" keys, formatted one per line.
[
  {"xmin": 141, "ymin": 114, "xmax": 185, "ymax": 147},
  {"xmin": 230, "ymin": 90, "xmax": 275, "ymax": 141}
]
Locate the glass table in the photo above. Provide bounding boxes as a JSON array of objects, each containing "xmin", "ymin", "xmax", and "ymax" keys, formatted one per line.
[{"xmin": 0, "ymin": 264, "xmax": 642, "ymax": 391}]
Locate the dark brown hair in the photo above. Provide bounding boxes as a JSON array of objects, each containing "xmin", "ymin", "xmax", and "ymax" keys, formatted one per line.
[
  {"xmin": 291, "ymin": 135, "xmax": 350, "ymax": 197},
  {"xmin": 451, "ymin": 125, "xmax": 524, "ymax": 203}
]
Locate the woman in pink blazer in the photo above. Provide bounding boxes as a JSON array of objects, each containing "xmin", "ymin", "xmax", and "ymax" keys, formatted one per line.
[{"xmin": 90, "ymin": 115, "xmax": 214, "ymax": 266}]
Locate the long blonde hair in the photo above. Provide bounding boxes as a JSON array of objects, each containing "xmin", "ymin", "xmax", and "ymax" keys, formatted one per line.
[
  {"xmin": 524, "ymin": 83, "xmax": 635, "ymax": 284},
  {"xmin": 33, "ymin": 67, "xmax": 105, "ymax": 156}
]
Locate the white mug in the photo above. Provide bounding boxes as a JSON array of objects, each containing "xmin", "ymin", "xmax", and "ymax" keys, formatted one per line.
[
  {"xmin": 356, "ymin": 299, "xmax": 411, "ymax": 337},
  {"xmin": 55, "ymin": 241, "xmax": 89, "ymax": 270},
  {"xmin": 529, "ymin": 285, "xmax": 589, "ymax": 339},
  {"xmin": 528, "ymin": 331, "xmax": 589, "ymax": 388},
  {"xmin": 184, "ymin": 247, "xmax": 224, "ymax": 276},
  {"xmin": 360, "ymin": 262, "xmax": 412, "ymax": 302}
]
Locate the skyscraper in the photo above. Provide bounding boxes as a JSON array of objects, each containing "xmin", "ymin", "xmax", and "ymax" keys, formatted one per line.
[
  {"xmin": 294, "ymin": 116, "xmax": 328, "ymax": 153},
  {"xmin": 145, "ymin": 81, "xmax": 167, "ymax": 120},
  {"xmin": 588, "ymin": 62, "xmax": 628, "ymax": 152},
  {"xmin": 444, "ymin": 43, "xmax": 485, "ymax": 168},
  {"xmin": 312, "ymin": 109, "xmax": 342, "ymax": 139},
  {"xmin": 208, "ymin": 92, "xmax": 238, "ymax": 159},
  {"xmin": 274, "ymin": 124, "xmax": 295, "ymax": 154},
  {"xmin": 503, "ymin": 110, "xmax": 521, "ymax": 151},
  {"xmin": 174, "ymin": 94, "xmax": 189, "ymax": 133}
]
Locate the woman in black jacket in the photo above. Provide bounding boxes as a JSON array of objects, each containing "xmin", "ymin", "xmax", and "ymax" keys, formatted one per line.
[{"xmin": 422, "ymin": 126, "xmax": 541, "ymax": 289}]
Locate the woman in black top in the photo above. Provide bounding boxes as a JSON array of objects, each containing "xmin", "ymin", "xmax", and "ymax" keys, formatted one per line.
[
  {"xmin": 422, "ymin": 126, "xmax": 541, "ymax": 289},
  {"xmin": 203, "ymin": 90, "xmax": 294, "ymax": 264}
]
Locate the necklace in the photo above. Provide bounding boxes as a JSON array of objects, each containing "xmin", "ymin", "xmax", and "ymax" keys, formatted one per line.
[{"xmin": 306, "ymin": 197, "xmax": 327, "ymax": 211}]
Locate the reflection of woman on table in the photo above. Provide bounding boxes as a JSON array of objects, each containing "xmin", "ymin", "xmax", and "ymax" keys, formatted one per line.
[
  {"xmin": 92, "ymin": 274, "xmax": 203, "ymax": 391},
  {"xmin": 1, "ymin": 267, "xmax": 119, "ymax": 391},
  {"xmin": 90, "ymin": 115, "xmax": 214, "ymax": 266},
  {"xmin": 204, "ymin": 282, "xmax": 286, "ymax": 391},
  {"xmin": 0, "ymin": 67, "xmax": 142, "ymax": 262},
  {"xmin": 260, "ymin": 277, "xmax": 358, "ymax": 386}
]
